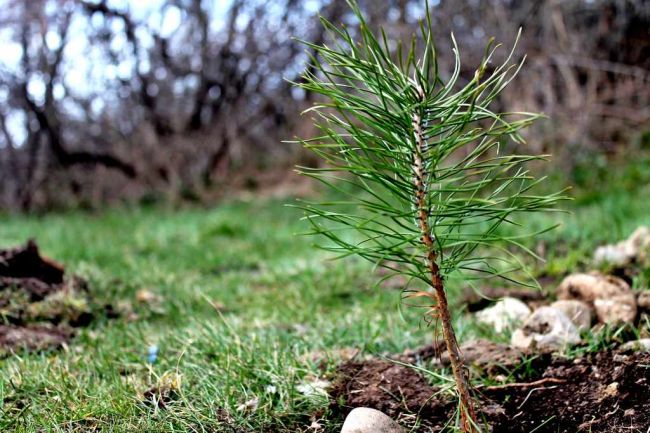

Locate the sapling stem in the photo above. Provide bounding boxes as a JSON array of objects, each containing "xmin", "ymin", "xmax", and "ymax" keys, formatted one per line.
[{"xmin": 412, "ymin": 85, "xmax": 478, "ymax": 432}]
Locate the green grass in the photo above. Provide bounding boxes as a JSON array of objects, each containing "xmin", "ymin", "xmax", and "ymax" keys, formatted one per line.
[{"xmin": 0, "ymin": 162, "xmax": 649, "ymax": 432}]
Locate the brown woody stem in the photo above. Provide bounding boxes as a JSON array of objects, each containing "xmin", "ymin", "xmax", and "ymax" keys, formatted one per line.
[{"xmin": 411, "ymin": 87, "xmax": 479, "ymax": 433}]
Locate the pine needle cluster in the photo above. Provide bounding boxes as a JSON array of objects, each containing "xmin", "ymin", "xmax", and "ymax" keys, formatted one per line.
[{"xmin": 292, "ymin": 2, "xmax": 565, "ymax": 431}]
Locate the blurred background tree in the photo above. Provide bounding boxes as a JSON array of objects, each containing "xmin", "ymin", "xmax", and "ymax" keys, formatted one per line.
[{"xmin": 0, "ymin": 0, "xmax": 647, "ymax": 211}]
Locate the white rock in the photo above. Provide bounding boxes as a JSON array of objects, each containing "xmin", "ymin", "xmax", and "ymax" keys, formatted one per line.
[
  {"xmin": 557, "ymin": 273, "xmax": 629, "ymax": 301},
  {"xmin": 637, "ymin": 291, "xmax": 650, "ymax": 311},
  {"xmin": 550, "ymin": 300, "xmax": 592, "ymax": 331},
  {"xmin": 594, "ymin": 295, "xmax": 637, "ymax": 324},
  {"xmin": 511, "ymin": 307, "xmax": 581, "ymax": 351},
  {"xmin": 620, "ymin": 339, "xmax": 650, "ymax": 352},
  {"xmin": 341, "ymin": 408, "xmax": 404, "ymax": 433},
  {"xmin": 594, "ymin": 226, "xmax": 650, "ymax": 266},
  {"xmin": 629, "ymin": 226, "xmax": 650, "ymax": 257},
  {"xmin": 475, "ymin": 297, "xmax": 531, "ymax": 333},
  {"xmin": 556, "ymin": 273, "xmax": 636, "ymax": 324},
  {"xmin": 296, "ymin": 378, "xmax": 330, "ymax": 397},
  {"xmin": 594, "ymin": 244, "xmax": 636, "ymax": 267}
]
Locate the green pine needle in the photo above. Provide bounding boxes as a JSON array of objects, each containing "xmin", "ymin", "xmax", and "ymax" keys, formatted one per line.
[{"xmin": 292, "ymin": 1, "xmax": 567, "ymax": 291}]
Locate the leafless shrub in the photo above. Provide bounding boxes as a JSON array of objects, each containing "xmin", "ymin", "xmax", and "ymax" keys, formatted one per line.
[{"xmin": 0, "ymin": 0, "xmax": 646, "ymax": 210}]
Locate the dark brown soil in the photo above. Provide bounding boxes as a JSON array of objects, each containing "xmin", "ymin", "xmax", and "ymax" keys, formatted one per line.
[
  {"xmin": 0, "ymin": 239, "xmax": 65, "ymax": 284},
  {"xmin": 329, "ymin": 348, "xmax": 650, "ymax": 432},
  {"xmin": 329, "ymin": 359, "xmax": 454, "ymax": 428},
  {"xmin": 0, "ymin": 324, "xmax": 72, "ymax": 353},
  {"xmin": 0, "ymin": 240, "xmax": 93, "ymax": 355}
]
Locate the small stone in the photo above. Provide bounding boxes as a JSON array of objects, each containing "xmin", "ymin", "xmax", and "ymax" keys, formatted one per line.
[
  {"xmin": 593, "ymin": 295, "xmax": 637, "ymax": 324},
  {"xmin": 475, "ymin": 297, "xmax": 531, "ymax": 333},
  {"xmin": 602, "ymin": 382, "xmax": 619, "ymax": 398},
  {"xmin": 620, "ymin": 339, "xmax": 650, "ymax": 352},
  {"xmin": 341, "ymin": 407, "xmax": 404, "ymax": 433},
  {"xmin": 637, "ymin": 291, "xmax": 650, "ymax": 311},
  {"xmin": 594, "ymin": 244, "xmax": 635, "ymax": 267},
  {"xmin": 511, "ymin": 307, "xmax": 581, "ymax": 351},
  {"xmin": 136, "ymin": 289, "xmax": 158, "ymax": 304},
  {"xmin": 594, "ymin": 226, "xmax": 650, "ymax": 266},
  {"xmin": 629, "ymin": 226, "xmax": 650, "ymax": 262},
  {"xmin": 556, "ymin": 273, "xmax": 636, "ymax": 324},
  {"xmin": 612, "ymin": 354, "xmax": 629, "ymax": 363},
  {"xmin": 550, "ymin": 300, "xmax": 592, "ymax": 331},
  {"xmin": 557, "ymin": 273, "xmax": 629, "ymax": 302},
  {"xmin": 624, "ymin": 409, "xmax": 636, "ymax": 417}
]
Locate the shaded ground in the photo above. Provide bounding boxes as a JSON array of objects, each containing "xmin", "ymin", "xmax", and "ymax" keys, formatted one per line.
[
  {"xmin": 329, "ymin": 347, "xmax": 650, "ymax": 432},
  {"xmin": 0, "ymin": 240, "xmax": 92, "ymax": 355}
]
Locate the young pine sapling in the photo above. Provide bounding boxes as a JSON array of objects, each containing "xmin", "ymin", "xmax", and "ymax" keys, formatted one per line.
[{"xmin": 293, "ymin": 3, "xmax": 564, "ymax": 431}]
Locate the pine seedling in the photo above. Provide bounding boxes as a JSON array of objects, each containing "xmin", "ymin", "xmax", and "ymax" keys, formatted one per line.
[{"xmin": 292, "ymin": 2, "xmax": 565, "ymax": 431}]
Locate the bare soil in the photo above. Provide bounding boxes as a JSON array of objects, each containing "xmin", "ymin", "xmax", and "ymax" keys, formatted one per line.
[
  {"xmin": 0, "ymin": 324, "xmax": 72, "ymax": 353},
  {"xmin": 329, "ymin": 346, "xmax": 650, "ymax": 432},
  {"xmin": 0, "ymin": 240, "xmax": 93, "ymax": 355}
]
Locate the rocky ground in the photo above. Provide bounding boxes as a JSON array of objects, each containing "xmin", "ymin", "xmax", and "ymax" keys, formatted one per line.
[
  {"xmin": 331, "ymin": 226, "xmax": 650, "ymax": 432},
  {"xmin": 331, "ymin": 349, "xmax": 650, "ymax": 432}
]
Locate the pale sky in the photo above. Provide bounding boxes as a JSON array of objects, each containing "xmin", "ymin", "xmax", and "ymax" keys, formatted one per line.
[{"xmin": 0, "ymin": 0, "xmax": 237, "ymax": 147}]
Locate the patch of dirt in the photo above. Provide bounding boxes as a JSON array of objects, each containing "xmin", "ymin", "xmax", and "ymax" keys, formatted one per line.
[
  {"xmin": 0, "ymin": 324, "xmax": 72, "ymax": 353},
  {"xmin": 329, "ymin": 349, "xmax": 650, "ymax": 432},
  {"xmin": 0, "ymin": 240, "xmax": 64, "ymax": 284},
  {"xmin": 328, "ymin": 359, "xmax": 454, "ymax": 429},
  {"xmin": 485, "ymin": 350, "xmax": 650, "ymax": 433},
  {"xmin": 0, "ymin": 240, "xmax": 95, "ymax": 356}
]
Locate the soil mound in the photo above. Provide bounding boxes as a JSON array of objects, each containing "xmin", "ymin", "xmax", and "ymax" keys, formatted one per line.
[
  {"xmin": 329, "ymin": 349, "xmax": 650, "ymax": 432},
  {"xmin": 0, "ymin": 240, "xmax": 93, "ymax": 355},
  {"xmin": 329, "ymin": 359, "xmax": 454, "ymax": 428},
  {"xmin": 0, "ymin": 239, "xmax": 64, "ymax": 284}
]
